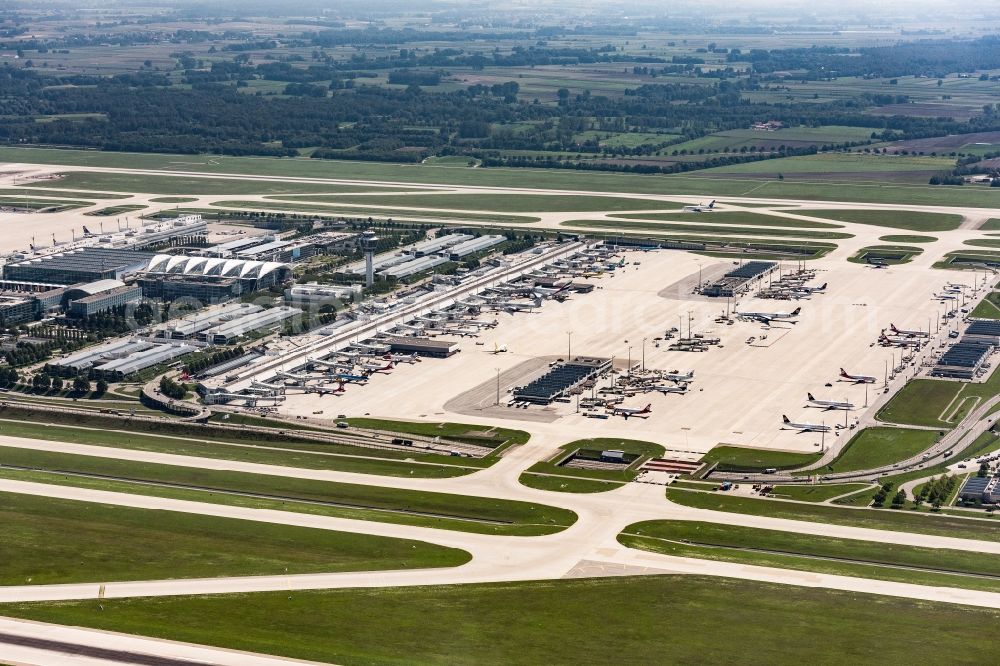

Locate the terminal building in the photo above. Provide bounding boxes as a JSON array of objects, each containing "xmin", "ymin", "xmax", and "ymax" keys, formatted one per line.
[
  {"xmin": 701, "ymin": 261, "xmax": 777, "ymax": 297},
  {"xmin": 513, "ymin": 357, "xmax": 611, "ymax": 404},
  {"xmin": 959, "ymin": 475, "xmax": 1000, "ymax": 504},
  {"xmin": 3, "ymin": 247, "xmax": 154, "ymax": 285},
  {"xmin": 137, "ymin": 254, "xmax": 292, "ymax": 303}
]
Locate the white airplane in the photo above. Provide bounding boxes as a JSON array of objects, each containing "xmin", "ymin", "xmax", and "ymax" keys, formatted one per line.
[
  {"xmin": 683, "ymin": 200, "xmax": 716, "ymax": 212},
  {"xmin": 806, "ymin": 393, "xmax": 855, "ymax": 411},
  {"xmin": 839, "ymin": 368, "xmax": 876, "ymax": 384},
  {"xmin": 890, "ymin": 323, "xmax": 929, "ymax": 338},
  {"xmin": 533, "ymin": 284, "xmax": 571, "ymax": 300},
  {"xmin": 385, "ymin": 353, "xmax": 420, "ymax": 364},
  {"xmin": 361, "ymin": 362, "xmax": 393, "ymax": 373},
  {"xmin": 662, "ymin": 370, "xmax": 694, "ymax": 383},
  {"xmin": 879, "ymin": 332, "xmax": 921, "ymax": 348},
  {"xmin": 448, "ymin": 328, "xmax": 480, "ymax": 338},
  {"xmin": 782, "ymin": 415, "xmax": 831, "ymax": 433},
  {"xmin": 792, "ymin": 282, "xmax": 828, "ymax": 294},
  {"xmin": 611, "ymin": 403, "xmax": 652, "ymax": 419},
  {"xmin": 735, "ymin": 307, "xmax": 800, "ymax": 325},
  {"xmin": 652, "ymin": 385, "xmax": 687, "ymax": 394},
  {"xmin": 491, "ymin": 342, "xmax": 508, "ymax": 354}
]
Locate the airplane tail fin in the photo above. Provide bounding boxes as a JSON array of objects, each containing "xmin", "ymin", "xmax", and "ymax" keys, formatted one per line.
[
  {"xmin": 839, "ymin": 368, "xmax": 848, "ymax": 376},
  {"xmin": 708, "ymin": 200, "xmax": 716, "ymax": 208},
  {"xmin": 782, "ymin": 415, "xmax": 791, "ymax": 423},
  {"xmin": 643, "ymin": 404, "xmax": 651, "ymax": 412},
  {"xmin": 820, "ymin": 283, "xmax": 827, "ymax": 290},
  {"xmin": 791, "ymin": 307, "xmax": 801, "ymax": 316},
  {"xmin": 807, "ymin": 392, "xmax": 815, "ymax": 401},
  {"xmin": 82, "ymin": 225, "xmax": 92, "ymax": 235}
]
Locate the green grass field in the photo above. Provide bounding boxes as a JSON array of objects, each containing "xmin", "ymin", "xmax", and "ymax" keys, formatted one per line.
[
  {"xmin": 809, "ymin": 427, "xmax": 941, "ymax": 474},
  {"xmin": 611, "ymin": 210, "xmax": 843, "ymax": 228},
  {"xmin": 0, "ymin": 445, "xmax": 576, "ymax": 535},
  {"xmin": 767, "ymin": 483, "xmax": 871, "ymax": 502},
  {"xmin": 211, "ymin": 200, "xmax": 538, "ymax": 223},
  {"xmin": 970, "ymin": 292, "xmax": 1000, "ymax": 319},
  {"xmin": 344, "ymin": 418, "xmax": 530, "ymax": 446},
  {"xmin": 877, "ymin": 379, "xmax": 963, "ymax": 427},
  {"xmin": 665, "ymin": 487, "xmax": 1000, "ymax": 541},
  {"xmin": 85, "ymin": 204, "xmax": 147, "ymax": 216},
  {"xmin": 0, "ymin": 196, "xmax": 93, "ymax": 211},
  {"xmin": 26, "ymin": 172, "xmax": 418, "ymax": 196},
  {"xmin": 5, "ymin": 576, "xmax": 999, "ymax": 663},
  {"xmin": 878, "ymin": 234, "xmax": 938, "ymax": 243},
  {"xmin": 149, "ymin": 196, "xmax": 198, "ymax": 203},
  {"xmin": 981, "ymin": 219, "xmax": 1000, "ymax": 231},
  {"xmin": 519, "ymin": 438, "xmax": 665, "ymax": 493},
  {"xmin": 0, "ymin": 187, "xmax": 130, "ymax": 199},
  {"xmin": 799, "ymin": 210, "xmax": 963, "ymax": 231},
  {"xmin": 847, "ymin": 245, "xmax": 923, "ymax": 264},
  {"xmin": 563, "ymin": 219, "xmax": 852, "ymax": 239},
  {"xmin": 4, "ymin": 147, "xmax": 1000, "ymax": 208},
  {"xmin": 702, "ymin": 153, "xmax": 955, "ymax": 175},
  {"xmin": 0, "ymin": 491, "xmax": 467, "ymax": 585},
  {"xmin": 0, "ymin": 416, "xmax": 483, "ymax": 478},
  {"xmin": 619, "ymin": 520, "xmax": 1000, "ymax": 593},
  {"xmin": 700, "ymin": 445, "xmax": 823, "ymax": 472},
  {"xmin": 275, "ymin": 193, "xmax": 684, "ymax": 213}
]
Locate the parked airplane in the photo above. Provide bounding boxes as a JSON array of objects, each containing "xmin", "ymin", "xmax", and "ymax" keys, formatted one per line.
[
  {"xmin": 683, "ymin": 200, "xmax": 716, "ymax": 212},
  {"xmin": 839, "ymin": 368, "xmax": 876, "ymax": 384},
  {"xmin": 653, "ymin": 385, "xmax": 688, "ymax": 394},
  {"xmin": 533, "ymin": 284, "xmax": 571, "ymax": 300},
  {"xmin": 611, "ymin": 403, "xmax": 652, "ymax": 419},
  {"xmin": 491, "ymin": 342, "xmax": 508, "ymax": 354},
  {"xmin": 662, "ymin": 370, "xmax": 695, "ymax": 383},
  {"xmin": 879, "ymin": 332, "xmax": 921, "ymax": 348},
  {"xmin": 782, "ymin": 415, "xmax": 832, "ymax": 433},
  {"xmin": 362, "ymin": 362, "xmax": 394, "ymax": 374},
  {"xmin": 806, "ymin": 393, "xmax": 855, "ymax": 411},
  {"xmin": 384, "ymin": 353, "xmax": 420, "ymax": 364},
  {"xmin": 735, "ymin": 306, "xmax": 800, "ymax": 325},
  {"xmin": 332, "ymin": 373, "xmax": 368, "ymax": 384},
  {"xmin": 890, "ymin": 323, "xmax": 929, "ymax": 338},
  {"xmin": 792, "ymin": 282, "xmax": 828, "ymax": 294}
]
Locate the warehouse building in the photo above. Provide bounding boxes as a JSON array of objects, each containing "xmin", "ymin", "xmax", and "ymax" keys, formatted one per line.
[
  {"xmin": 382, "ymin": 336, "xmax": 460, "ymax": 358},
  {"xmin": 92, "ymin": 342, "xmax": 197, "ymax": 379},
  {"xmin": 157, "ymin": 303, "xmax": 263, "ymax": 339},
  {"xmin": 447, "ymin": 235, "xmax": 506, "ymax": 260},
  {"xmin": 200, "ymin": 305, "xmax": 302, "ymax": 344},
  {"xmin": 285, "ymin": 283, "xmax": 362, "ymax": 305},
  {"xmin": 406, "ymin": 234, "xmax": 472, "ymax": 257},
  {"xmin": 48, "ymin": 339, "xmax": 154, "ymax": 373},
  {"xmin": 3, "ymin": 247, "xmax": 154, "ymax": 285},
  {"xmin": 379, "ymin": 255, "xmax": 450, "ymax": 279}
]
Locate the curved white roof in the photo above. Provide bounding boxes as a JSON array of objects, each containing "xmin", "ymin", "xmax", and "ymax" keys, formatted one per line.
[{"xmin": 143, "ymin": 254, "xmax": 289, "ymax": 280}]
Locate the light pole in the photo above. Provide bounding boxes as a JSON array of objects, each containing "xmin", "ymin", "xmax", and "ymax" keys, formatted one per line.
[
  {"xmin": 626, "ymin": 344, "xmax": 633, "ymax": 377},
  {"xmin": 566, "ymin": 330, "xmax": 572, "ymax": 360},
  {"xmin": 642, "ymin": 336, "xmax": 647, "ymax": 372}
]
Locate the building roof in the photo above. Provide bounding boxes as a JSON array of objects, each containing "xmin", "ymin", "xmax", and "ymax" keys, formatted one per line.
[
  {"xmin": 69, "ymin": 279, "xmax": 127, "ymax": 296},
  {"xmin": 144, "ymin": 254, "xmax": 289, "ymax": 280}
]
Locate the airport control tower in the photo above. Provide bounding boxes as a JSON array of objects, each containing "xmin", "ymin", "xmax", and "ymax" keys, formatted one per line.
[{"xmin": 361, "ymin": 229, "xmax": 378, "ymax": 287}]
